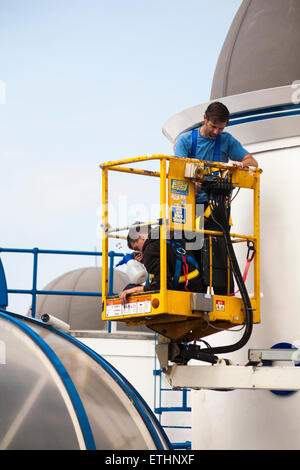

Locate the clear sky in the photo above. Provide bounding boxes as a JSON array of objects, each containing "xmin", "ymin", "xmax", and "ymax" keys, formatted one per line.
[{"xmin": 0, "ymin": 0, "xmax": 242, "ymax": 313}]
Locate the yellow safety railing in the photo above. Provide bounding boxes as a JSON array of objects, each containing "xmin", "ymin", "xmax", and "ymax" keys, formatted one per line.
[{"xmin": 100, "ymin": 155, "xmax": 262, "ymax": 342}]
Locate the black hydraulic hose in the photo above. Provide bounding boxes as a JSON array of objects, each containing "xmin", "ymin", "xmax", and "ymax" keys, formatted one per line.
[{"xmin": 200, "ymin": 202, "xmax": 253, "ymax": 356}]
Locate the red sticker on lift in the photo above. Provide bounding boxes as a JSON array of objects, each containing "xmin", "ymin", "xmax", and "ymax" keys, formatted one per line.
[{"xmin": 216, "ymin": 300, "xmax": 225, "ymax": 311}]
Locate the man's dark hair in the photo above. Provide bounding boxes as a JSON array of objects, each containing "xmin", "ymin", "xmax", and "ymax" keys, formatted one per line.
[
  {"xmin": 127, "ymin": 221, "xmax": 151, "ymax": 249},
  {"xmin": 205, "ymin": 101, "xmax": 230, "ymax": 123}
]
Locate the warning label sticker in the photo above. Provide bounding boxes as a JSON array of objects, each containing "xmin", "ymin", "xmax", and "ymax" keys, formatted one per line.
[
  {"xmin": 171, "ymin": 179, "xmax": 189, "ymax": 196},
  {"xmin": 216, "ymin": 300, "xmax": 225, "ymax": 312},
  {"xmin": 171, "ymin": 204, "xmax": 186, "ymax": 224},
  {"xmin": 106, "ymin": 296, "xmax": 152, "ymax": 318}
]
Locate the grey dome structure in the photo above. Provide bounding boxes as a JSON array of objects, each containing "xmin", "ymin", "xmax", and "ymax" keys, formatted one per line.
[
  {"xmin": 30, "ymin": 267, "xmax": 151, "ymax": 334},
  {"xmin": 211, "ymin": 0, "xmax": 300, "ymax": 99}
]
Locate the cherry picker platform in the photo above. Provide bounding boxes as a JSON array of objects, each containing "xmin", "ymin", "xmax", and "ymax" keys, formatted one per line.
[{"xmin": 100, "ymin": 155, "xmax": 262, "ymax": 364}]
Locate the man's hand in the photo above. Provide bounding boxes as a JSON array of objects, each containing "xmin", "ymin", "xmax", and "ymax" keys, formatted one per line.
[
  {"xmin": 119, "ymin": 289, "xmax": 130, "ymax": 305},
  {"xmin": 133, "ymin": 251, "xmax": 143, "ymax": 262},
  {"xmin": 231, "ymin": 161, "xmax": 244, "ymax": 169},
  {"xmin": 119, "ymin": 285, "xmax": 144, "ymax": 305}
]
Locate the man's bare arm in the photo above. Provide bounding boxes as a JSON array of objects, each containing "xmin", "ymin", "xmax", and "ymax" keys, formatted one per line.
[{"xmin": 232, "ymin": 153, "xmax": 258, "ymax": 169}]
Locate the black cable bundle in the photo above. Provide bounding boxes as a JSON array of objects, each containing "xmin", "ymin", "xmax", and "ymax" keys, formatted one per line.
[{"xmin": 199, "ymin": 172, "xmax": 254, "ymax": 357}]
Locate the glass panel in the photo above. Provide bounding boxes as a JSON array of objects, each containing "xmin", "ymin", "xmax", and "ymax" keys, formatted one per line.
[
  {"xmin": 0, "ymin": 318, "xmax": 82, "ymax": 450},
  {"xmin": 32, "ymin": 322, "xmax": 163, "ymax": 449}
]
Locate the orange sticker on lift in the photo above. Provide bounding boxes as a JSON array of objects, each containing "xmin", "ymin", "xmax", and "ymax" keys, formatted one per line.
[{"xmin": 106, "ymin": 295, "xmax": 152, "ymax": 318}]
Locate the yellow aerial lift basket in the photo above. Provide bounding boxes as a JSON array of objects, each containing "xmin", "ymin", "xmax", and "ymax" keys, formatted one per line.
[{"xmin": 100, "ymin": 155, "xmax": 261, "ymax": 348}]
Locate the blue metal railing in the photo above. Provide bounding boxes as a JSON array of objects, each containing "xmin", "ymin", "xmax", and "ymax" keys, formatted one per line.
[
  {"xmin": 153, "ymin": 336, "xmax": 192, "ymax": 450},
  {"xmin": 154, "ymin": 367, "xmax": 192, "ymax": 413},
  {"xmin": 0, "ymin": 247, "xmax": 123, "ymax": 321},
  {"xmin": 1, "ymin": 246, "xmax": 191, "ymax": 448}
]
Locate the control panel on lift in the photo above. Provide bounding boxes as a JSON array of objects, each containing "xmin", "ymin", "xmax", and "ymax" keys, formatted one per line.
[{"xmin": 100, "ymin": 155, "xmax": 262, "ymax": 345}]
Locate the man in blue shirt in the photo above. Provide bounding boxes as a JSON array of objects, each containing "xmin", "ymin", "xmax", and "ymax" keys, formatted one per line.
[
  {"xmin": 175, "ymin": 101, "xmax": 257, "ymax": 166},
  {"xmin": 174, "ymin": 101, "xmax": 258, "ymax": 294},
  {"xmin": 174, "ymin": 101, "xmax": 258, "ymax": 202}
]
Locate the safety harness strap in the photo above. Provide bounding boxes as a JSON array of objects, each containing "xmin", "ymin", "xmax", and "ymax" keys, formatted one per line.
[
  {"xmin": 230, "ymin": 242, "xmax": 256, "ymax": 296},
  {"xmin": 168, "ymin": 240, "xmax": 200, "ymax": 290},
  {"xmin": 191, "ymin": 128, "xmax": 198, "ymax": 157},
  {"xmin": 190, "ymin": 129, "xmax": 221, "ymax": 158}
]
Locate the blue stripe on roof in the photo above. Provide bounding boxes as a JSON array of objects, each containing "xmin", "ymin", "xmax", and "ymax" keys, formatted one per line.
[
  {"xmin": 227, "ymin": 104, "xmax": 300, "ymax": 126},
  {"xmin": 229, "ymin": 103, "xmax": 300, "ymax": 120}
]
